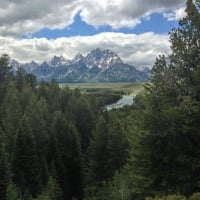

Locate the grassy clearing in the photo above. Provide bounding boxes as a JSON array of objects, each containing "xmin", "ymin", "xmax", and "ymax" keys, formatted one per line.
[{"xmin": 59, "ymin": 82, "xmax": 146, "ymax": 96}]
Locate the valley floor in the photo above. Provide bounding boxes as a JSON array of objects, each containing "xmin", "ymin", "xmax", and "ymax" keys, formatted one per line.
[{"xmin": 59, "ymin": 82, "xmax": 145, "ymax": 95}]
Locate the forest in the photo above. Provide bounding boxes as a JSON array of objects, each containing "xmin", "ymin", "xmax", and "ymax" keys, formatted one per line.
[{"xmin": 0, "ymin": 0, "xmax": 200, "ymax": 200}]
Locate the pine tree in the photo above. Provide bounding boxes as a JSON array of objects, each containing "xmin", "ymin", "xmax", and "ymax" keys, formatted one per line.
[
  {"xmin": 6, "ymin": 182, "xmax": 22, "ymax": 200},
  {"xmin": 87, "ymin": 116, "xmax": 110, "ymax": 187},
  {"xmin": 48, "ymin": 80, "xmax": 61, "ymax": 112},
  {"xmin": 0, "ymin": 54, "xmax": 12, "ymax": 83},
  {"xmin": 51, "ymin": 111, "xmax": 83, "ymax": 200},
  {"xmin": 26, "ymin": 73, "xmax": 37, "ymax": 90},
  {"xmin": 46, "ymin": 132, "xmax": 65, "ymax": 198},
  {"xmin": 0, "ymin": 54, "xmax": 13, "ymax": 122},
  {"xmin": 12, "ymin": 115, "xmax": 42, "ymax": 197},
  {"xmin": 48, "ymin": 161, "xmax": 63, "ymax": 200},
  {"xmin": 0, "ymin": 143, "xmax": 9, "ymax": 200},
  {"xmin": 107, "ymin": 119, "xmax": 129, "ymax": 176},
  {"xmin": 70, "ymin": 96, "xmax": 95, "ymax": 153},
  {"xmin": 1, "ymin": 85, "xmax": 22, "ymax": 154},
  {"xmin": 15, "ymin": 67, "xmax": 27, "ymax": 92},
  {"xmin": 24, "ymin": 95, "xmax": 49, "ymax": 157},
  {"xmin": 129, "ymin": 0, "xmax": 200, "ymax": 198},
  {"xmin": 169, "ymin": 0, "xmax": 200, "ymax": 97}
]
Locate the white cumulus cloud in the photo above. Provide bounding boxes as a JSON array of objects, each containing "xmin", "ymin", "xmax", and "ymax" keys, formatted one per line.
[
  {"xmin": 0, "ymin": 32, "xmax": 171, "ymax": 68},
  {"xmin": 0, "ymin": 0, "xmax": 81, "ymax": 36},
  {"xmin": 80, "ymin": 0, "xmax": 186, "ymax": 29},
  {"xmin": 0, "ymin": 0, "xmax": 186, "ymax": 37},
  {"xmin": 163, "ymin": 7, "xmax": 187, "ymax": 21}
]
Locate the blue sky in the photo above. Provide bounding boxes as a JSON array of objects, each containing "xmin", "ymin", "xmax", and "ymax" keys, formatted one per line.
[
  {"xmin": 0, "ymin": 0, "xmax": 186, "ymax": 68},
  {"xmin": 32, "ymin": 13, "xmax": 179, "ymax": 39}
]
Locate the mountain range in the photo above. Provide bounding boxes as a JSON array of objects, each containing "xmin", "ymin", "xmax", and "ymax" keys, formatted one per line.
[{"xmin": 11, "ymin": 48, "xmax": 149, "ymax": 82}]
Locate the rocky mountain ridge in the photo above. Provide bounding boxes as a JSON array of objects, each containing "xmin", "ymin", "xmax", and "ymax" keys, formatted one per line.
[{"xmin": 11, "ymin": 48, "xmax": 149, "ymax": 82}]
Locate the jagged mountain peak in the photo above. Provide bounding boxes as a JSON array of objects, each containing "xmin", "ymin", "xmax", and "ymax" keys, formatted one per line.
[
  {"xmin": 43, "ymin": 48, "xmax": 123, "ymax": 68},
  {"xmin": 73, "ymin": 53, "xmax": 84, "ymax": 62},
  {"xmin": 49, "ymin": 55, "xmax": 66, "ymax": 66},
  {"xmin": 87, "ymin": 48, "xmax": 119, "ymax": 59},
  {"xmin": 29, "ymin": 60, "xmax": 38, "ymax": 65},
  {"xmin": 85, "ymin": 48, "xmax": 123, "ymax": 69},
  {"xmin": 11, "ymin": 48, "xmax": 148, "ymax": 82}
]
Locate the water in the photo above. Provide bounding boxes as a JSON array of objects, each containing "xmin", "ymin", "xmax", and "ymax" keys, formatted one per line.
[{"xmin": 105, "ymin": 95, "xmax": 134, "ymax": 111}]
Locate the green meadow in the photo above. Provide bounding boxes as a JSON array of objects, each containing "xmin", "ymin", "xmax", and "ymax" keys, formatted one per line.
[{"xmin": 59, "ymin": 82, "xmax": 145, "ymax": 96}]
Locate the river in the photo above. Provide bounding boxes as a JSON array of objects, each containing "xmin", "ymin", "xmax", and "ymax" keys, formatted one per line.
[{"xmin": 105, "ymin": 95, "xmax": 134, "ymax": 111}]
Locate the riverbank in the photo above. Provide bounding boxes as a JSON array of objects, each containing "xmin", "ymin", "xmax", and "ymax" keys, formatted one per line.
[{"xmin": 105, "ymin": 95, "xmax": 134, "ymax": 110}]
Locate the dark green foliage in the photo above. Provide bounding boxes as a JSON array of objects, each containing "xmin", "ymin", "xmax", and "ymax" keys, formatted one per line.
[
  {"xmin": 0, "ymin": 54, "xmax": 12, "ymax": 83},
  {"xmin": 24, "ymin": 95, "xmax": 49, "ymax": 158},
  {"xmin": 34, "ymin": 174, "xmax": 63, "ymax": 200},
  {"xmin": 26, "ymin": 73, "xmax": 37, "ymax": 90},
  {"xmin": 129, "ymin": 0, "xmax": 200, "ymax": 199},
  {"xmin": 48, "ymin": 162, "xmax": 64, "ymax": 200},
  {"xmin": 16, "ymin": 67, "xmax": 27, "ymax": 91},
  {"xmin": 48, "ymin": 80, "xmax": 62, "ymax": 112},
  {"xmin": 107, "ymin": 119, "xmax": 128, "ymax": 171},
  {"xmin": 145, "ymin": 194, "xmax": 187, "ymax": 200},
  {"xmin": 46, "ymin": 133, "xmax": 64, "ymax": 189},
  {"xmin": 87, "ymin": 167, "xmax": 132, "ymax": 200},
  {"xmin": 0, "ymin": 54, "xmax": 13, "ymax": 122},
  {"xmin": 6, "ymin": 182, "xmax": 22, "ymax": 200},
  {"xmin": 12, "ymin": 116, "xmax": 42, "ymax": 197},
  {"xmin": 189, "ymin": 192, "xmax": 200, "ymax": 200},
  {"xmin": 0, "ymin": 143, "xmax": 9, "ymax": 200},
  {"xmin": 51, "ymin": 112, "xmax": 83, "ymax": 200},
  {"xmin": 1, "ymin": 85, "xmax": 22, "ymax": 154},
  {"xmin": 70, "ymin": 96, "xmax": 95, "ymax": 152},
  {"xmin": 145, "ymin": 192, "xmax": 200, "ymax": 200},
  {"xmin": 87, "ymin": 117, "xmax": 110, "ymax": 187},
  {"xmin": 46, "ymin": 175, "xmax": 63, "ymax": 200},
  {"xmin": 86, "ymin": 114, "xmax": 129, "ymax": 198},
  {"xmin": 0, "ymin": 53, "xmax": 114, "ymax": 200}
]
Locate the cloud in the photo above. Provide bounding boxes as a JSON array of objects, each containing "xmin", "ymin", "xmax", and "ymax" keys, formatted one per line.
[
  {"xmin": 0, "ymin": 0, "xmax": 81, "ymax": 36},
  {"xmin": 80, "ymin": 0, "xmax": 186, "ymax": 29},
  {"xmin": 163, "ymin": 7, "xmax": 187, "ymax": 21},
  {"xmin": 0, "ymin": 0, "xmax": 186, "ymax": 36},
  {"xmin": 0, "ymin": 32, "xmax": 171, "ymax": 68}
]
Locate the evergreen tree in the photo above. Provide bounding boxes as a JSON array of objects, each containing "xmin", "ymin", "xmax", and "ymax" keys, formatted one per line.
[
  {"xmin": 48, "ymin": 80, "xmax": 61, "ymax": 112},
  {"xmin": 0, "ymin": 54, "xmax": 12, "ymax": 83},
  {"xmin": 48, "ymin": 162, "xmax": 63, "ymax": 200},
  {"xmin": 24, "ymin": 95, "xmax": 49, "ymax": 157},
  {"xmin": 1, "ymin": 85, "xmax": 22, "ymax": 154},
  {"xmin": 46, "ymin": 132, "xmax": 65, "ymax": 198},
  {"xmin": 87, "ymin": 115, "xmax": 129, "ymax": 191},
  {"xmin": 0, "ymin": 143, "xmax": 9, "ymax": 200},
  {"xmin": 129, "ymin": 0, "xmax": 200, "ymax": 198},
  {"xmin": 51, "ymin": 111, "xmax": 83, "ymax": 200},
  {"xmin": 87, "ymin": 116, "xmax": 110, "ymax": 188},
  {"xmin": 15, "ymin": 67, "xmax": 27, "ymax": 92},
  {"xmin": 169, "ymin": 0, "xmax": 200, "ymax": 98},
  {"xmin": 69, "ymin": 96, "xmax": 95, "ymax": 153},
  {"xmin": 40, "ymin": 157, "xmax": 49, "ymax": 187},
  {"xmin": 85, "ymin": 166, "xmax": 132, "ymax": 200},
  {"xmin": 6, "ymin": 182, "xmax": 22, "ymax": 200},
  {"xmin": 0, "ymin": 54, "xmax": 13, "ymax": 122},
  {"xmin": 107, "ymin": 119, "xmax": 129, "ymax": 175},
  {"xmin": 12, "ymin": 115, "xmax": 42, "ymax": 197},
  {"xmin": 26, "ymin": 73, "xmax": 37, "ymax": 90}
]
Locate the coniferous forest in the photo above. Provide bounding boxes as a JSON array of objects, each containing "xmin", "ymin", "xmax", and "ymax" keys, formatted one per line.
[{"xmin": 0, "ymin": 0, "xmax": 200, "ymax": 200}]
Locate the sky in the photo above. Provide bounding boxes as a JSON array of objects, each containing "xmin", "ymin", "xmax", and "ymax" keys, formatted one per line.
[{"xmin": 0, "ymin": 0, "xmax": 187, "ymax": 68}]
